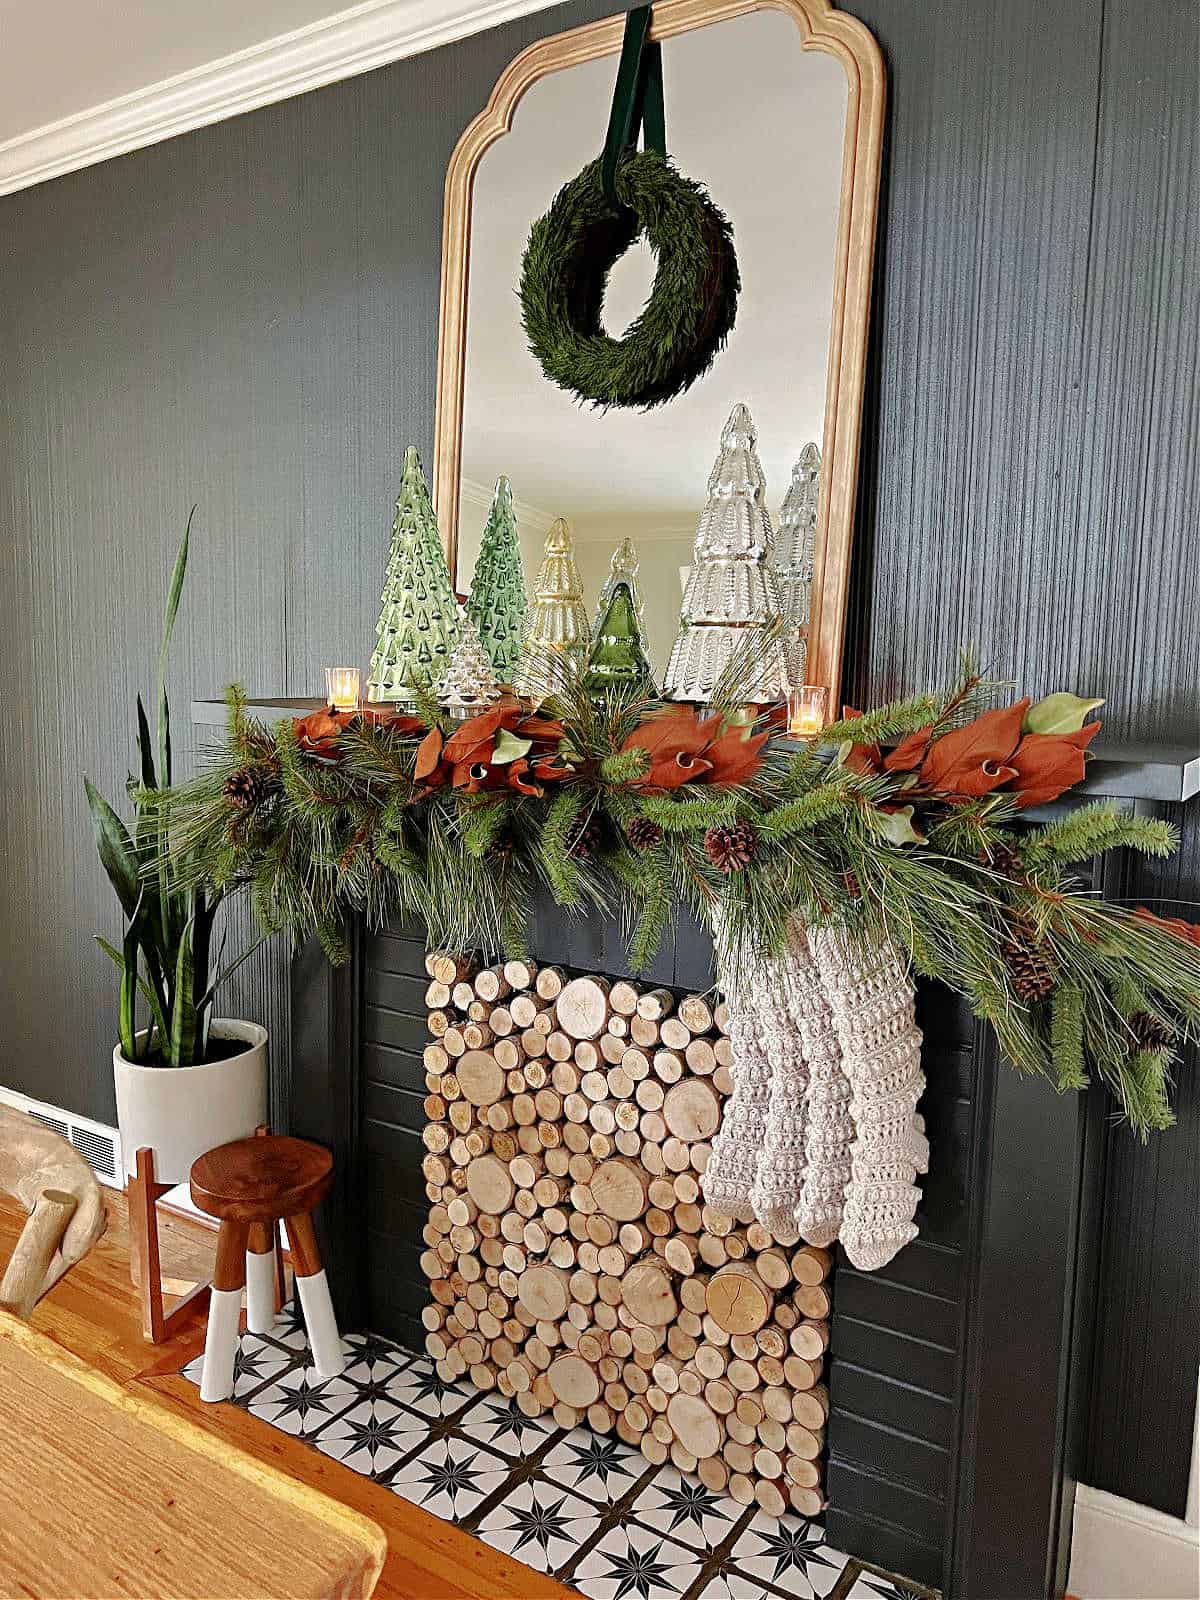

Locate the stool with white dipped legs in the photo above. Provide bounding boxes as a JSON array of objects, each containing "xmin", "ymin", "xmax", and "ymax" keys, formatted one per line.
[{"xmin": 189, "ymin": 1134, "xmax": 345, "ymax": 1403}]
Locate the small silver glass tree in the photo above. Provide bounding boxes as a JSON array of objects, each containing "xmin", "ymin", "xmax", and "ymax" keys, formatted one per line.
[{"xmin": 439, "ymin": 612, "xmax": 502, "ymax": 720}]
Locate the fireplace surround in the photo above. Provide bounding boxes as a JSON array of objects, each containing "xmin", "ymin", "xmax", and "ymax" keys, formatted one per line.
[{"xmin": 197, "ymin": 698, "xmax": 1198, "ymax": 1598}]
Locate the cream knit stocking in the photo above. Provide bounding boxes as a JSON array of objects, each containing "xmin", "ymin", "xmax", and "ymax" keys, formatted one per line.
[
  {"xmin": 791, "ymin": 932, "xmax": 854, "ymax": 1249},
  {"xmin": 701, "ymin": 974, "xmax": 771, "ymax": 1222},
  {"xmin": 748, "ymin": 916, "xmax": 810, "ymax": 1244},
  {"xmin": 810, "ymin": 928, "xmax": 926, "ymax": 1272}
]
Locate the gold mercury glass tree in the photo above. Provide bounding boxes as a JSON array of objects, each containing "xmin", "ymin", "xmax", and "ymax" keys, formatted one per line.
[
  {"xmin": 514, "ymin": 517, "xmax": 591, "ymax": 696},
  {"xmin": 662, "ymin": 403, "xmax": 789, "ymax": 704}
]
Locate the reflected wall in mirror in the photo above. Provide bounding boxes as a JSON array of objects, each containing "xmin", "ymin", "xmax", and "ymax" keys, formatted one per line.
[{"xmin": 437, "ymin": 0, "xmax": 885, "ymax": 706}]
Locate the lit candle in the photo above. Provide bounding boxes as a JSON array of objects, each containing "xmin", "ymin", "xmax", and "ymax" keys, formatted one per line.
[
  {"xmin": 787, "ymin": 685, "xmax": 828, "ymax": 739},
  {"xmin": 325, "ymin": 666, "xmax": 361, "ymax": 713}
]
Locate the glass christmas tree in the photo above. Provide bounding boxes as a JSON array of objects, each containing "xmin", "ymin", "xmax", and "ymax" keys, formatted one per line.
[
  {"xmin": 466, "ymin": 476, "xmax": 528, "ymax": 684},
  {"xmin": 774, "ymin": 442, "xmax": 822, "ymax": 688},
  {"xmin": 593, "ymin": 537, "xmax": 649, "ymax": 657},
  {"xmin": 367, "ymin": 447, "xmax": 460, "ymax": 704},
  {"xmin": 439, "ymin": 611, "xmax": 501, "ymax": 720},
  {"xmin": 662, "ymin": 403, "xmax": 789, "ymax": 704},
  {"xmin": 584, "ymin": 579, "xmax": 655, "ymax": 695},
  {"xmin": 514, "ymin": 517, "xmax": 591, "ymax": 696}
]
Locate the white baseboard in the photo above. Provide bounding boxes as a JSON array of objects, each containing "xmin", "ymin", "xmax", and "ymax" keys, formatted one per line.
[
  {"xmin": 0, "ymin": 0, "xmax": 562, "ymax": 198},
  {"xmin": 1070, "ymin": 1484, "xmax": 1200, "ymax": 1600}
]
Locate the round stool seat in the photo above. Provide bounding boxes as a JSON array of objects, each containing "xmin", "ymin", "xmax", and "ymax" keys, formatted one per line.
[{"xmin": 190, "ymin": 1135, "xmax": 333, "ymax": 1223}]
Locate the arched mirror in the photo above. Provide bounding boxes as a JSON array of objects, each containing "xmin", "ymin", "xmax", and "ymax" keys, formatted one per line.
[{"xmin": 435, "ymin": 0, "xmax": 884, "ymax": 707}]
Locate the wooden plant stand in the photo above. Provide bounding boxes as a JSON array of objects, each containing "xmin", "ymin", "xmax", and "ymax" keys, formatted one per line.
[{"xmin": 127, "ymin": 1131, "xmax": 286, "ymax": 1344}]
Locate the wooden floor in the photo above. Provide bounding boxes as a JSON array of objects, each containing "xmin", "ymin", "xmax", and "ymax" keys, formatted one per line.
[{"xmin": 0, "ymin": 1188, "xmax": 573, "ymax": 1600}]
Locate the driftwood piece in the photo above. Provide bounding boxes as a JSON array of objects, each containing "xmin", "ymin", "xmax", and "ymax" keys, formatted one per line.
[{"xmin": 0, "ymin": 1106, "xmax": 105, "ymax": 1316}]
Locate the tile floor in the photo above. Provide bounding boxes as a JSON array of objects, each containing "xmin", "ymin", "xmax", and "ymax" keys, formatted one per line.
[{"xmin": 181, "ymin": 1303, "xmax": 937, "ymax": 1600}]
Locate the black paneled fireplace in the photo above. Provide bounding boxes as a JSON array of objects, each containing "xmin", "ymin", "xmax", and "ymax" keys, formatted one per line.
[{"xmin": 199, "ymin": 699, "xmax": 1199, "ymax": 1600}]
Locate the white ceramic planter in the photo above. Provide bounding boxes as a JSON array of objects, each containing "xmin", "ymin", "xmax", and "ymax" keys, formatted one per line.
[{"xmin": 112, "ymin": 1019, "xmax": 268, "ymax": 1186}]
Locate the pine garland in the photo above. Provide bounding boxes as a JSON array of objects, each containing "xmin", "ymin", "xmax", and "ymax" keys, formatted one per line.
[{"xmin": 149, "ymin": 668, "xmax": 1200, "ymax": 1137}]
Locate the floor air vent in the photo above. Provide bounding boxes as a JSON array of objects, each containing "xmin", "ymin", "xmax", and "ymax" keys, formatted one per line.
[{"xmin": 0, "ymin": 1088, "xmax": 123, "ymax": 1187}]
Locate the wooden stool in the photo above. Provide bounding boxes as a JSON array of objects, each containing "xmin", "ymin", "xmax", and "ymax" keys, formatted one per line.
[{"xmin": 190, "ymin": 1135, "xmax": 344, "ymax": 1403}]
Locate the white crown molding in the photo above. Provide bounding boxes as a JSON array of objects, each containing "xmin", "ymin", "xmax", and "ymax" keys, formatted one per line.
[
  {"xmin": 0, "ymin": 0, "xmax": 561, "ymax": 198},
  {"xmin": 459, "ymin": 476, "xmax": 557, "ymax": 540}
]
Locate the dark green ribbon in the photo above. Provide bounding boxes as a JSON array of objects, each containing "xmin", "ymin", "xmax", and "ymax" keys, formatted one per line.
[{"xmin": 601, "ymin": 5, "xmax": 666, "ymax": 206}]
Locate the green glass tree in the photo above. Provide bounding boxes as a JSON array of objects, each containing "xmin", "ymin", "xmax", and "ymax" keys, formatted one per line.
[
  {"xmin": 584, "ymin": 579, "xmax": 655, "ymax": 695},
  {"xmin": 593, "ymin": 537, "xmax": 650, "ymax": 657},
  {"xmin": 367, "ymin": 447, "xmax": 460, "ymax": 704},
  {"xmin": 466, "ymin": 476, "xmax": 528, "ymax": 684}
]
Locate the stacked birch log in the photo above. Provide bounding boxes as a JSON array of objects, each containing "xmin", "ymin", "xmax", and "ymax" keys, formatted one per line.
[{"xmin": 418, "ymin": 953, "xmax": 830, "ymax": 1518}]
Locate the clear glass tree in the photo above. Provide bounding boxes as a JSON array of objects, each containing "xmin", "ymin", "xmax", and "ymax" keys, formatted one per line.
[
  {"xmin": 774, "ymin": 442, "xmax": 822, "ymax": 688},
  {"xmin": 662, "ymin": 403, "xmax": 789, "ymax": 704},
  {"xmin": 366, "ymin": 447, "xmax": 460, "ymax": 704},
  {"xmin": 439, "ymin": 611, "xmax": 501, "ymax": 720},
  {"xmin": 466, "ymin": 476, "xmax": 528, "ymax": 684}
]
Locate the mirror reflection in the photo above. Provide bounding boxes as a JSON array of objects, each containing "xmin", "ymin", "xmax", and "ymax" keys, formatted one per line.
[{"xmin": 454, "ymin": 7, "xmax": 847, "ymax": 683}]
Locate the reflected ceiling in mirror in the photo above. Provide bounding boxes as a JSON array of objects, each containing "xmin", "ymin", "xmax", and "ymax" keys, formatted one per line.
[{"xmin": 437, "ymin": 0, "xmax": 885, "ymax": 704}]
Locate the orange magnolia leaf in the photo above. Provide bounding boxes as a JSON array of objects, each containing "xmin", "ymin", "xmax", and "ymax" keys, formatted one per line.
[
  {"xmin": 622, "ymin": 707, "xmax": 713, "ymax": 761},
  {"xmin": 1134, "ymin": 906, "xmax": 1200, "ymax": 949},
  {"xmin": 506, "ymin": 759, "xmax": 543, "ymax": 795},
  {"xmin": 883, "ymin": 727, "xmax": 933, "ymax": 772},
  {"xmin": 517, "ymin": 715, "xmax": 567, "ymax": 742},
  {"xmin": 294, "ymin": 708, "xmax": 347, "ymax": 756},
  {"xmin": 413, "ymin": 727, "xmax": 444, "ymax": 781},
  {"xmin": 647, "ymin": 751, "xmax": 713, "ymax": 789},
  {"xmin": 359, "ymin": 707, "xmax": 426, "ymax": 736},
  {"xmin": 703, "ymin": 726, "xmax": 770, "ymax": 786},
  {"xmin": 532, "ymin": 756, "xmax": 573, "ymax": 781},
  {"xmin": 1007, "ymin": 735, "xmax": 1088, "ymax": 808},
  {"xmin": 839, "ymin": 708, "xmax": 882, "ymax": 775},
  {"xmin": 444, "ymin": 709, "xmax": 505, "ymax": 764},
  {"xmin": 919, "ymin": 700, "xmax": 1030, "ymax": 794}
]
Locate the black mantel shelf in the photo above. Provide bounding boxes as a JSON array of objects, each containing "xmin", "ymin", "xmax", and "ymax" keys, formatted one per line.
[{"xmin": 192, "ymin": 697, "xmax": 1200, "ymax": 804}]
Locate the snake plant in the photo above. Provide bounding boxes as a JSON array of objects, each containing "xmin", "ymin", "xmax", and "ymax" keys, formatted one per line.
[{"xmin": 86, "ymin": 514, "xmax": 252, "ymax": 1066}]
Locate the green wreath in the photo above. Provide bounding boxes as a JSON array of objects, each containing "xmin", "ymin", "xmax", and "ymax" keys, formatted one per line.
[
  {"xmin": 518, "ymin": 6, "xmax": 739, "ymax": 412},
  {"xmin": 520, "ymin": 149, "xmax": 739, "ymax": 411},
  {"xmin": 518, "ymin": 148, "xmax": 739, "ymax": 412}
]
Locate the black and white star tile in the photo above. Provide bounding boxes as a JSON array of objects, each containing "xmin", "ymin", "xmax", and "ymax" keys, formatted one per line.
[
  {"xmin": 178, "ymin": 1305, "xmax": 938, "ymax": 1600},
  {"xmin": 475, "ymin": 1479, "xmax": 602, "ymax": 1570}
]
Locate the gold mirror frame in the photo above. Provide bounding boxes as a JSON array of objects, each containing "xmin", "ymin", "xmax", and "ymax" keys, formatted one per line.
[{"xmin": 434, "ymin": 0, "xmax": 885, "ymax": 708}]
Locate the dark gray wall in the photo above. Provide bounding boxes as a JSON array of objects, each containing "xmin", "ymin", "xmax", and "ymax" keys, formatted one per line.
[{"xmin": 1, "ymin": 0, "xmax": 1195, "ymax": 1518}]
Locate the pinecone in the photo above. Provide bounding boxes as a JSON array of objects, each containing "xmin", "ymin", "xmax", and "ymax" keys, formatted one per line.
[
  {"xmin": 223, "ymin": 768, "xmax": 268, "ymax": 810},
  {"xmin": 1000, "ymin": 912, "xmax": 1057, "ymax": 1001},
  {"xmin": 565, "ymin": 811, "xmax": 602, "ymax": 861},
  {"xmin": 1129, "ymin": 1010, "xmax": 1172, "ymax": 1052},
  {"xmin": 626, "ymin": 817, "xmax": 664, "ymax": 852},
  {"xmin": 980, "ymin": 841, "xmax": 1025, "ymax": 877},
  {"xmin": 703, "ymin": 820, "xmax": 758, "ymax": 874},
  {"xmin": 843, "ymin": 870, "xmax": 863, "ymax": 901},
  {"xmin": 487, "ymin": 832, "xmax": 515, "ymax": 864}
]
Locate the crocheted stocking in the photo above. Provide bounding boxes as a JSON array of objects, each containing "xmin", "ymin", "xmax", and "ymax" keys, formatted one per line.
[
  {"xmin": 811, "ymin": 928, "xmax": 926, "ymax": 1271},
  {"xmin": 748, "ymin": 916, "xmax": 810, "ymax": 1244},
  {"xmin": 702, "ymin": 975, "xmax": 772, "ymax": 1222},
  {"xmin": 791, "ymin": 930, "xmax": 855, "ymax": 1248}
]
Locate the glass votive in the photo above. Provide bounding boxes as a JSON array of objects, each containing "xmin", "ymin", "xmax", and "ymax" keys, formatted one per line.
[
  {"xmin": 325, "ymin": 666, "xmax": 361, "ymax": 712},
  {"xmin": 787, "ymin": 684, "xmax": 828, "ymax": 739}
]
